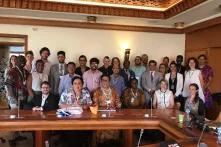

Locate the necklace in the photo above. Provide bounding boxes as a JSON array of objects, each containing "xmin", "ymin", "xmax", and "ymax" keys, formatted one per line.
[
  {"xmin": 101, "ymin": 87, "xmax": 112, "ymax": 105},
  {"xmin": 189, "ymin": 70, "xmax": 195, "ymax": 79},
  {"xmin": 130, "ymin": 88, "xmax": 138, "ymax": 103}
]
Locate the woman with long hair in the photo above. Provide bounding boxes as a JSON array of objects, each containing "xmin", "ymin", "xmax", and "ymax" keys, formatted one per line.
[
  {"xmin": 182, "ymin": 57, "xmax": 204, "ymax": 102},
  {"xmin": 184, "ymin": 83, "xmax": 205, "ymax": 117}
]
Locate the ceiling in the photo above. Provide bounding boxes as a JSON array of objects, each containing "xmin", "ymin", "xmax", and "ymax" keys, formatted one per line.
[
  {"xmin": 0, "ymin": 0, "xmax": 220, "ymax": 28},
  {"xmin": 43, "ymin": 0, "xmax": 183, "ymax": 11}
]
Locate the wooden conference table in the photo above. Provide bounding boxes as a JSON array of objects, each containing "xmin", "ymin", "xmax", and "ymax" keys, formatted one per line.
[{"xmin": 0, "ymin": 109, "xmax": 218, "ymax": 147}]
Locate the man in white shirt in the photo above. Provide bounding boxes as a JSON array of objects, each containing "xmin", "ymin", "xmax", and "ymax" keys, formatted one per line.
[{"xmin": 32, "ymin": 47, "xmax": 52, "ymax": 76}]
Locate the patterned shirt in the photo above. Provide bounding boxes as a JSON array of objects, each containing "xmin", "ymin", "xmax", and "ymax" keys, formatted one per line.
[{"xmin": 59, "ymin": 87, "xmax": 92, "ymax": 106}]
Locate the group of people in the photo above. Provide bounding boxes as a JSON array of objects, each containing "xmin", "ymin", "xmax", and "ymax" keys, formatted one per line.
[{"xmin": 3, "ymin": 47, "xmax": 214, "ymax": 145}]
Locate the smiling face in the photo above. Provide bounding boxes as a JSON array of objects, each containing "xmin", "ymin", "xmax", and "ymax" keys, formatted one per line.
[
  {"xmin": 67, "ymin": 63, "xmax": 76, "ymax": 74},
  {"xmin": 130, "ymin": 79, "xmax": 137, "ymax": 89},
  {"xmin": 41, "ymin": 50, "xmax": 49, "ymax": 60},
  {"xmin": 160, "ymin": 81, "xmax": 168, "ymax": 91},
  {"xmin": 170, "ymin": 64, "xmax": 177, "ymax": 73},
  {"xmin": 101, "ymin": 76, "xmax": 110, "ymax": 89},
  {"xmin": 57, "ymin": 54, "xmax": 65, "ymax": 63},
  {"xmin": 72, "ymin": 79, "xmax": 83, "ymax": 92},
  {"xmin": 189, "ymin": 59, "xmax": 196, "ymax": 70},
  {"xmin": 36, "ymin": 61, "xmax": 44, "ymax": 73},
  {"xmin": 198, "ymin": 56, "xmax": 206, "ymax": 66},
  {"xmin": 112, "ymin": 65, "xmax": 120, "ymax": 75},
  {"xmin": 25, "ymin": 54, "xmax": 34, "ymax": 63},
  {"xmin": 79, "ymin": 57, "xmax": 87, "ymax": 67},
  {"xmin": 10, "ymin": 56, "xmax": 17, "ymax": 67},
  {"xmin": 41, "ymin": 84, "xmax": 50, "ymax": 95}
]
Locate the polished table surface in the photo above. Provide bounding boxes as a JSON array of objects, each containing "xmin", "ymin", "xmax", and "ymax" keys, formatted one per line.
[{"xmin": 0, "ymin": 109, "xmax": 219, "ymax": 147}]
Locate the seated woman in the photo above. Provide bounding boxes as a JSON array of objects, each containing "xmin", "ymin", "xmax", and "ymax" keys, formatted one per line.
[
  {"xmin": 153, "ymin": 80, "xmax": 174, "ymax": 109},
  {"xmin": 93, "ymin": 74, "xmax": 121, "ymax": 109},
  {"xmin": 93, "ymin": 74, "xmax": 121, "ymax": 146},
  {"xmin": 59, "ymin": 76, "xmax": 92, "ymax": 110},
  {"xmin": 122, "ymin": 78, "xmax": 145, "ymax": 109},
  {"xmin": 184, "ymin": 83, "xmax": 205, "ymax": 118},
  {"xmin": 58, "ymin": 76, "xmax": 93, "ymax": 146}
]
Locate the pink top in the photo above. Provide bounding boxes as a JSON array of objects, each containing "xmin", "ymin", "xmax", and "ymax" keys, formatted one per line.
[{"xmin": 83, "ymin": 69, "xmax": 102, "ymax": 92}]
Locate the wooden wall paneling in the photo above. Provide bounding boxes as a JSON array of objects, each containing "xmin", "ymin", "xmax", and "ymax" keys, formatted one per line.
[{"xmin": 208, "ymin": 47, "xmax": 221, "ymax": 93}]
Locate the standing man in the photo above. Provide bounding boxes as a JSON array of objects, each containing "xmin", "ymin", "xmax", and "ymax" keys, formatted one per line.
[
  {"xmin": 176, "ymin": 55, "xmax": 186, "ymax": 76},
  {"xmin": 141, "ymin": 60, "xmax": 162, "ymax": 107},
  {"xmin": 120, "ymin": 60, "xmax": 135, "ymax": 87},
  {"xmin": 49, "ymin": 51, "xmax": 67, "ymax": 96},
  {"xmin": 83, "ymin": 58, "xmax": 102, "ymax": 93},
  {"xmin": 99, "ymin": 56, "xmax": 113, "ymax": 76},
  {"xmin": 141, "ymin": 54, "xmax": 149, "ymax": 67},
  {"xmin": 131, "ymin": 56, "xmax": 146, "ymax": 88},
  {"xmin": 32, "ymin": 47, "xmax": 51, "ymax": 76},
  {"xmin": 58, "ymin": 62, "xmax": 80, "ymax": 95},
  {"xmin": 75, "ymin": 55, "xmax": 90, "ymax": 76}
]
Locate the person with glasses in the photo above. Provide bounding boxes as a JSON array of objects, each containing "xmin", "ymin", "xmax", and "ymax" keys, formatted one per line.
[
  {"xmin": 75, "ymin": 55, "xmax": 90, "ymax": 76},
  {"xmin": 83, "ymin": 58, "xmax": 102, "ymax": 93}
]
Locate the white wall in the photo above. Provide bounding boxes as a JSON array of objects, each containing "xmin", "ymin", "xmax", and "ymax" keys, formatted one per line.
[{"xmin": 0, "ymin": 24, "xmax": 185, "ymax": 66}]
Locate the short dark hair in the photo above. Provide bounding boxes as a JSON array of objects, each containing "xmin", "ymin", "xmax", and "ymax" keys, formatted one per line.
[
  {"xmin": 163, "ymin": 56, "xmax": 169, "ymax": 61},
  {"xmin": 186, "ymin": 57, "xmax": 199, "ymax": 70},
  {"xmin": 25, "ymin": 51, "xmax": 34, "ymax": 56},
  {"xmin": 41, "ymin": 81, "xmax": 50, "ymax": 87},
  {"xmin": 135, "ymin": 56, "xmax": 142, "ymax": 61},
  {"xmin": 104, "ymin": 56, "xmax": 110, "ymax": 59},
  {"xmin": 57, "ymin": 51, "xmax": 65, "ymax": 57},
  {"xmin": 90, "ymin": 58, "xmax": 99, "ymax": 64},
  {"xmin": 35, "ymin": 59, "xmax": 44, "ymax": 66},
  {"xmin": 129, "ymin": 77, "xmax": 138, "ymax": 85},
  {"xmin": 123, "ymin": 60, "xmax": 130, "ymax": 64},
  {"xmin": 17, "ymin": 55, "xmax": 26, "ymax": 64},
  {"xmin": 101, "ymin": 74, "xmax": 110, "ymax": 81},
  {"xmin": 79, "ymin": 55, "xmax": 87, "ymax": 61},
  {"xmin": 67, "ymin": 62, "xmax": 76, "ymax": 67},
  {"xmin": 170, "ymin": 61, "xmax": 177, "ymax": 67},
  {"xmin": 198, "ymin": 54, "xmax": 207, "ymax": 60},
  {"xmin": 176, "ymin": 55, "xmax": 183, "ymax": 59},
  {"xmin": 39, "ymin": 47, "xmax": 50, "ymax": 56},
  {"xmin": 72, "ymin": 76, "xmax": 84, "ymax": 85},
  {"xmin": 149, "ymin": 60, "xmax": 157, "ymax": 66}
]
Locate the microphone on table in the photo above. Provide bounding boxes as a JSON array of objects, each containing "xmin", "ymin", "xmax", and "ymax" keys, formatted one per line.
[
  {"xmin": 137, "ymin": 129, "xmax": 144, "ymax": 147},
  {"xmin": 197, "ymin": 123, "xmax": 208, "ymax": 147}
]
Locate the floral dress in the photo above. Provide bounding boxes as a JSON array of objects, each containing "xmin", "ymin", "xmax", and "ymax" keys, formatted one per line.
[{"xmin": 200, "ymin": 65, "xmax": 214, "ymax": 108}]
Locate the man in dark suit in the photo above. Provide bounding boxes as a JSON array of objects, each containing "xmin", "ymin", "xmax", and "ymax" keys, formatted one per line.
[
  {"xmin": 120, "ymin": 60, "xmax": 135, "ymax": 87},
  {"xmin": 30, "ymin": 81, "xmax": 58, "ymax": 111},
  {"xmin": 49, "ymin": 51, "xmax": 67, "ymax": 96}
]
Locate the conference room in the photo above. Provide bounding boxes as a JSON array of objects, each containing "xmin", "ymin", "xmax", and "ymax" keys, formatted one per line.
[{"xmin": 0, "ymin": 0, "xmax": 221, "ymax": 147}]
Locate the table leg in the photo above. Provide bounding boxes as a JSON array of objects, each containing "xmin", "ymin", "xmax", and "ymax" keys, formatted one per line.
[
  {"xmin": 124, "ymin": 129, "xmax": 133, "ymax": 147},
  {"xmin": 35, "ymin": 131, "xmax": 46, "ymax": 147}
]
